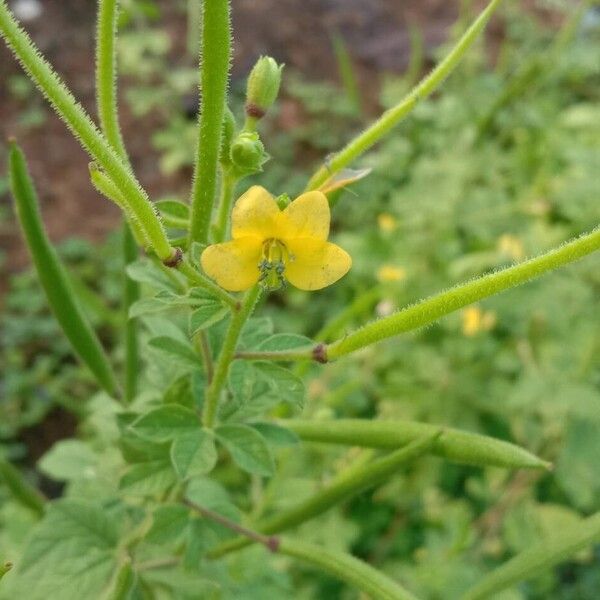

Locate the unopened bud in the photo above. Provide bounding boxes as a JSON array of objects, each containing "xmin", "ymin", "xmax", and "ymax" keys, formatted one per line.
[
  {"xmin": 246, "ymin": 56, "xmax": 283, "ymax": 119},
  {"xmin": 230, "ymin": 131, "xmax": 269, "ymax": 177},
  {"xmin": 220, "ymin": 106, "xmax": 237, "ymax": 166}
]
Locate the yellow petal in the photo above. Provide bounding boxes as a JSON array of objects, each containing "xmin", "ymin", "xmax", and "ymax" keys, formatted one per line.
[
  {"xmin": 285, "ymin": 239, "xmax": 351, "ymax": 291},
  {"xmin": 201, "ymin": 237, "xmax": 262, "ymax": 292},
  {"xmin": 231, "ymin": 186, "xmax": 280, "ymax": 240},
  {"xmin": 280, "ymin": 191, "xmax": 330, "ymax": 241}
]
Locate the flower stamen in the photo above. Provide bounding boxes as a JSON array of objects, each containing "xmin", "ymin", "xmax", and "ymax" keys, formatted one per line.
[{"xmin": 258, "ymin": 239, "xmax": 290, "ymax": 290}]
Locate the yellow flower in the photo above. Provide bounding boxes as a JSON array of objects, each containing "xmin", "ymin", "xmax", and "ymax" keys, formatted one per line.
[
  {"xmin": 497, "ymin": 234, "xmax": 525, "ymax": 261},
  {"xmin": 462, "ymin": 305, "xmax": 497, "ymax": 336},
  {"xmin": 201, "ymin": 186, "xmax": 352, "ymax": 292},
  {"xmin": 378, "ymin": 213, "xmax": 397, "ymax": 233},
  {"xmin": 376, "ymin": 264, "xmax": 406, "ymax": 283}
]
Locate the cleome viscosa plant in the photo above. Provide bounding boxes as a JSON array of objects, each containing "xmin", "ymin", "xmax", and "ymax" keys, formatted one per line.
[{"xmin": 0, "ymin": 0, "xmax": 599, "ymax": 598}]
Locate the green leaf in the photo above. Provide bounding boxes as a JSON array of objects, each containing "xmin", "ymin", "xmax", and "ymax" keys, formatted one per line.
[
  {"xmin": 250, "ymin": 422, "xmax": 299, "ymax": 447},
  {"xmin": 148, "ymin": 336, "xmax": 201, "ymax": 371},
  {"xmin": 239, "ymin": 316, "xmax": 274, "ymax": 349},
  {"xmin": 145, "ymin": 504, "xmax": 190, "ymax": 544},
  {"xmin": 38, "ymin": 440, "xmax": 97, "ymax": 482},
  {"xmin": 255, "ymin": 362, "xmax": 305, "ymax": 408},
  {"xmin": 170, "ymin": 429, "xmax": 218, "ymax": 479},
  {"xmin": 130, "ymin": 405, "xmax": 200, "ymax": 442},
  {"xmin": 228, "ymin": 360, "xmax": 256, "ymax": 406},
  {"xmin": 142, "ymin": 568, "xmax": 219, "ymax": 598},
  {"xmin": 185, "ymin": 477, "xmax": 240, "ymax": 522},
  {"xmin": 216, "ymin": 424, "xmax": 275, "ymax": 476},
  {"xmin": 155, "ymin": 198, "xmax": 190, "ymax": 219},
  {"xmin": 8, "ymin": 500, "xmax": 118, "ymax": 600},
  {"xmin": 257, "ymin": 333, "xmax": 314, "ymax": 351},
  {"xmin": 130, "ymin": 289, "xmax": 213, "ymax": 319},
  {"xmin": 126, "ymin": 258, "xmax": 180, "ymax": 292},
  {"xmin": 463, "ymin": 511, "xmax": 600, "ymax": 599},
  {"xmin": 189, "ymin": 302, "xmax": 228, "ymax": 335},
  {"xmin": 119, "ymin": 460, "xmax": 176, "ymax": 496},
  {"xmin": 8, "ymin": 143, "xmax": 119, "ymax": 396}
]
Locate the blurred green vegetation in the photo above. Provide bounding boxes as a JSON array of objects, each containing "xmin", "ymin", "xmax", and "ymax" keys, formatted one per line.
[{"xmin": 1, "ymin": 3, "xmax": 599, "ymax": 598}]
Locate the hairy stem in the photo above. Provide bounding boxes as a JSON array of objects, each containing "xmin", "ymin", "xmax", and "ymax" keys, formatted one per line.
[
  {"xmin": 306, "ymin": 0, "xmax": 504, "ymax": 190},
  {"xmin": 96, "ymin": 0, "xmax": 140, "ymax": 402},
  {"xmin": 188, "ymin": 0, "xmax": 231, "ymax": 244},
  {"xmin": 95, "ymin": 0, "xmax": 129, "ymax": 162},
  {"xmin": 202, "ymin": 286, "xmax": 261, "ymax": 427},
  {"xmin": 0, "ymin": 0, "xmax": 173, "ymax": 260},
  {"xmin": 327, "ymin": 227, "xmax": 600, "ymax": 359}
]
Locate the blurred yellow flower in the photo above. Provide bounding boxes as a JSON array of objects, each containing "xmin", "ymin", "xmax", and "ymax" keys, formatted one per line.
[
  {"xmin": 201, "ymin": 186, "xmax": 351, "ymax": 291},
  {"xmin": 376, "ymin": 264, "xmax": 406, "ymax": 283},
  {"xmin": 498, "ymin": 234, "xmax": 525, "ymax": 261},
  {"xmin": 462, "ymin": 305, "xmax": 496, "ymax": 336},
  {"xmin": 378, "ymin": 213, "xmax": 398, "ymax": 233}
]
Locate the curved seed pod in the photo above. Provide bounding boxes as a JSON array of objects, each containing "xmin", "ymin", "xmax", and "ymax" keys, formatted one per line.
[
  {"xmin": 284, "ymin": 419, "xmax": 551, "ymax": 470},
  {"xmin": 9, "ymin": 142, "xmax": 120, "ymax": 397}
]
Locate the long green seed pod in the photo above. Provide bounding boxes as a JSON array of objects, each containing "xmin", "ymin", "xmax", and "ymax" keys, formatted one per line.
[
  {"xmin": 210, "ymin": 434, "xmax": 439, "ymax": 559},
  {"xmin": 278, "ymin": 538, "xmax": 419, "ymax": 600},
  {"xmin": 9, "ymin": 142, "xmax": 120, "ymax": 397},
  {"xmin": 285, "ymin": 419, "xmax": 550, "ymax": 469}
]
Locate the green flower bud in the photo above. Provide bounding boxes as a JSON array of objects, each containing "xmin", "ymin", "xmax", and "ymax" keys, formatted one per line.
[
  {"xmin": 219, "ymin": 105, "xmax": 237, "ymax": 166},
  {"xmin": 229, "ymin": 131, "xmax": 269, "ymax": 177},
  {"xmin": 246, "ymin": 56, "xmax": 283, "ymax": 119}
]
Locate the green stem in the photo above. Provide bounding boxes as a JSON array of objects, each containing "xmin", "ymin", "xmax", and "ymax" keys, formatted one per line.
[
  {"xmin": 202, "ymin": 286, "xmax": 261, "ymax": 427},
  {"xmin": 188, "ymin": 0, "xmax": 231, "ymax": 244},
  {"xmin": 177, "ymin": 260, "xmax": 238, "ymax": 309},
  {"xmin": 234, "ymin": 348, "xmax": 314, "ymax": 362},
  {"xmin": 213, "ymin": 170, "xmax": 237, "ymax": 243},
  {"xmin": 305, "ymin": 0, "xmax": 504, "ymax": 191},
  {"xmin": 123, "ymin": 225, "xmax": 140, "ymax": 402},
  {"xmin": 95, "ymin": 0, "xmax": 129, "ymax": 163},
  {"xmin": 209, "ymin": 434, "xmax": 439, "ymax": 559},
  {"xmin": 0, "ymin": 1, "xmax": 173, "ymax": 260},
  {"xmin": 95, "ymin": 0, "xmax": 140, "ymax": 403},
  {"xmin": 278, "ymin": 538, "xmax": 419, "ymax": 600},
  {"xmin": 327, "ymin": 227, "xmax": 600, "ymax": 359}
]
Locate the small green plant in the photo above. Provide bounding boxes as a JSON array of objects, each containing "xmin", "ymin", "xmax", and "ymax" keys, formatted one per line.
[{"xmin": 0, "ymin": 0, "xmax": 599, "ymax": 598}]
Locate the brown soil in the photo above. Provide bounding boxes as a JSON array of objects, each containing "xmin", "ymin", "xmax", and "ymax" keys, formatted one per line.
[{"xmin": 0, "ymin": 0, "xmax": 559, "ymax": 279}]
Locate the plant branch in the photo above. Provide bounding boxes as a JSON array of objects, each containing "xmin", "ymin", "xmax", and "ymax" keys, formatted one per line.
[
  {"xmin": 184, "ymin": 499, "xmax": 279, "ymax": 552},
  {"xmin": 0, "ymin": 0, "xmax": 174, "ymax": 261},
  {"xmin": 202, "ymin": 286, "xmax": 261, "ymax": 427},
  {"xmin": 305, "ymin": 0, "xmax": 504, "ymax": 190},
  {"xmin": 327, "ymin": 226, "xmax": 600, "ymax": 359}
]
